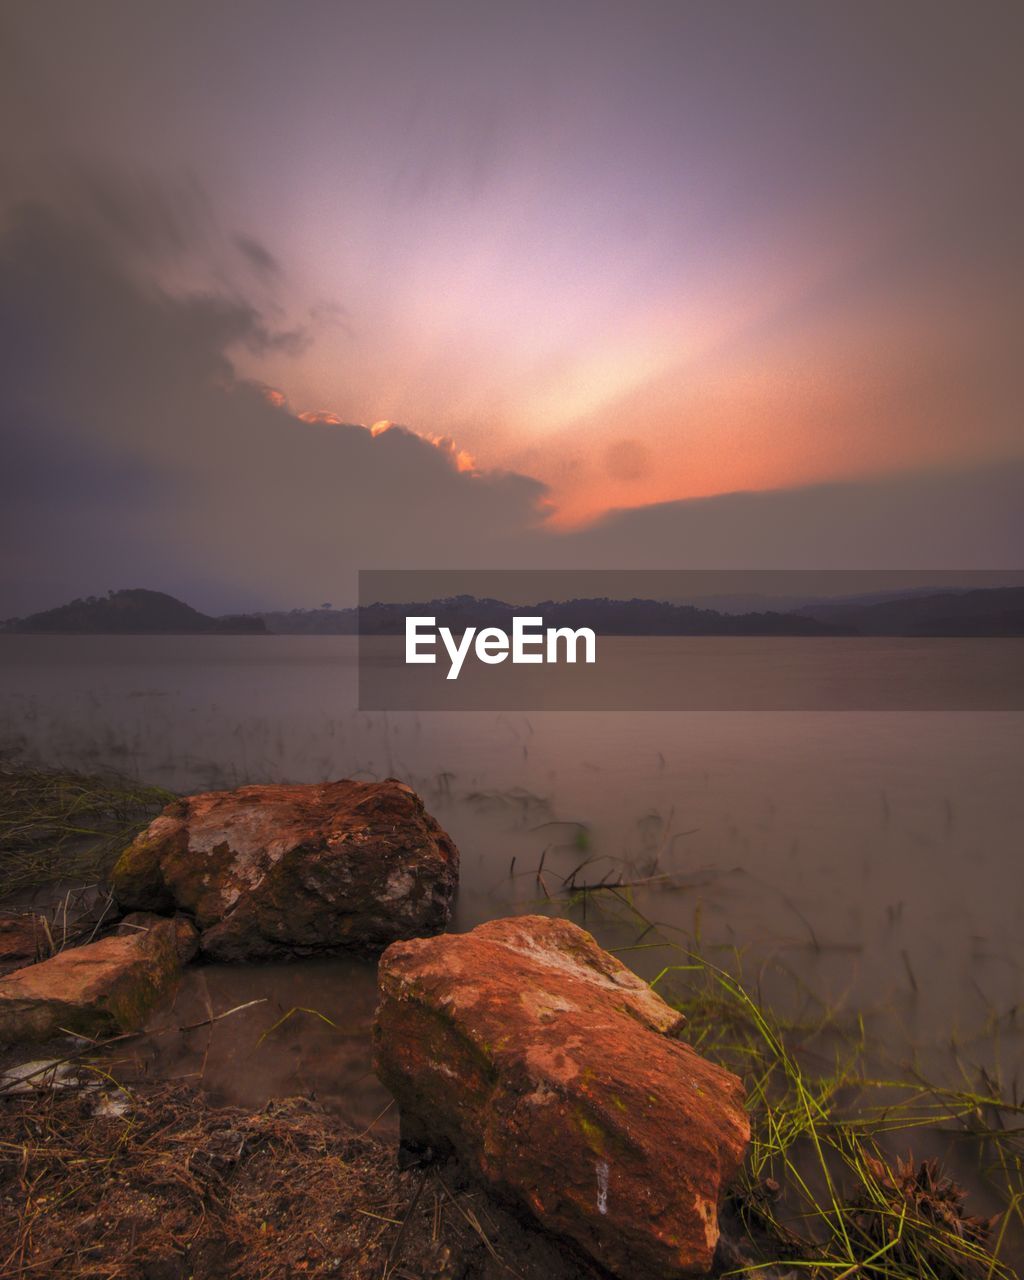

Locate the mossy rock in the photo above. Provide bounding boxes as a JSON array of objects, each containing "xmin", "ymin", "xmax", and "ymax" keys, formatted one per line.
[{"xmin": 0, "ymin": 921, "xmax": 182, "ymax": 1043}]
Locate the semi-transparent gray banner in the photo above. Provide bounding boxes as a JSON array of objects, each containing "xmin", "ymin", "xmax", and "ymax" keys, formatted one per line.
[{"xmin": 357, "ymin": 570, "xmax": 1024, "ymax": 710}]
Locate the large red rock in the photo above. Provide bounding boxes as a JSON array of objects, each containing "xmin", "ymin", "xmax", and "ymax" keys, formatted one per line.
[
  {"xmin": 110, "ymin": 779, "xmax": 459, "ymax": 960},
  {"xmin": 0, "ymin": 920, "xmax": 181, "ymax": 1042},
  {"xmin": 375, "ymin": 915, "xmax": 750, "ymax": 1280}
]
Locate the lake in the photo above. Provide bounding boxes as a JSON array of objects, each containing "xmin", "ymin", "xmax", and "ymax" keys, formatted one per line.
[{"xmin": 1, "ymin": 634, "xmax": 1022, "ymax": 1161}]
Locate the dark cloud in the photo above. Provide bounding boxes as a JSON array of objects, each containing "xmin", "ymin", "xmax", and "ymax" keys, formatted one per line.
[
  {"xmin": 76, "ymin": 166, "xmax": 212, "ymax": 258},
  {"xmin": 0, "ymin": 193, "xmax": 549, "ymax": 614},
  {"xmin": 556, "ymin": 464, "xmax": 1024, "ymax": 571},
  {"xmin": 233, "ymin": 233, "xmax": 281, "ymax": 279}
]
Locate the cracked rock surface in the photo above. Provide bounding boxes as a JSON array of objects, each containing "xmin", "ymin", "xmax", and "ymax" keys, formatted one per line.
[
  {"xmin": 374, "ymin": 915, "xmax": 750, "ymax": 1280},
  {"xmin": 111, "ymin": 779, "xmax": 459, "ymax": 960}
]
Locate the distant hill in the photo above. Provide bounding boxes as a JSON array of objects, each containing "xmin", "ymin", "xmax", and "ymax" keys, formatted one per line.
[
  {"xmin": 682, "ymin": 586, "xmax": 974, "ymax": 615},
  {"xmin": 257, "ymin": 606, "xmax": 359, "ymax": 635},
  {"xmin": 256, "ymin": 597, "xmax": 848, "ymax": 636},
  {"xmin": 346, "ymin": 596, "xmax": 850, "ymax": 636},
  {"xmin": 256, "ymin": 589, "xmax": 1024, "ymax": 637},
  {"xmin": 1, "ymin": 589, "xmax": 266, "ymax": 635},
  {"xmin": 4, "ymin": 586, "xmax": 1022, "ymax": 637},
  {"xmin": 798, "ymin": 587, "xmax": 1024, "ymax": 636}
]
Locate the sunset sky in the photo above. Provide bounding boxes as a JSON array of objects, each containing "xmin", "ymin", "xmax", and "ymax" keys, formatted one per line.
[{"xmin": 1, "ymin": 1, "xmax": 1022, "ymax": 611}]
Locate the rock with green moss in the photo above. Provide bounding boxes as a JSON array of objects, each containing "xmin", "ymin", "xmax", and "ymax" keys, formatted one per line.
[
  {"xmin": 111, "ymin": 779, "xmax": 459, "ymax": 960},
  {"xmin": 0, "ymin": 920, "xmax": 181, "ymax": 1043},
  {"xmin": 375, "ymin": 915, "xmax": 750, "ymax": 1280},
  {"xmin": 116, "ymin": 911, "xmax": 199, "ymax": 963}
]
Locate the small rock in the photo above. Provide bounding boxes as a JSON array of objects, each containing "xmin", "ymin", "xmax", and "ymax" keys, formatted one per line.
[
  {"xmin": 91, "ymin": 1090, "xmax": 131, "ymax": 1118},
  {"xmin": 0, "ymin": 1059, "xmax": 85, "ymax": 1093},
  {"xmin": 0, "ymin": 920, "xmax": 181, "ymax": 1043},
  {"xmin": 117, "ymin": 911, "xmax": 199, "ymax": 964},
  {"xmin": 375, "ymin": 915, "xmax": 750, "ymax": 1280},
  {"xmin": 0, "ymin": 911, "xmax": 49, "ymax": 976},
  {"xmin": 111, "ymin": 778, "xmax": 459, "ymax": 960}
]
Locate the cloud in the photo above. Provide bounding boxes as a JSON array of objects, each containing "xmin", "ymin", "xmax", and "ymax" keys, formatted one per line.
[
  {"xmin": 233, "ymin": 233, "xmax": 281, "ymax": 279},
  {"xmin": 554, "ymin": 463, "xmax": 1024, "ymax": 571},
  {"xmin": 0, "ymin": 189, "xmax": 549, "ymax": 614},
  {"xmin": 0, "ymin": 178, "xmax": 1020, "ymax": 617},
  {"xmin": 603, "ymin": 438, "xmax": 651, "ymax": 484}
]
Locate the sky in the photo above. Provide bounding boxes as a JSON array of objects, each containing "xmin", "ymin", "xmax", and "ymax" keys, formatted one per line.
[{"xmin": 1, "ymin": 0, "xmax": 1022, "ymax": 612}]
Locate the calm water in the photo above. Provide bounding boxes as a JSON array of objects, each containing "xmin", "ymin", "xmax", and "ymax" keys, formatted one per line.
[
  {"xmin": 1, "ymin": 634, "xmax": 1022, "ymax": 1136},
  {"xmin": 361, "ymin": 632, "xmax": 1024, "ymax": 709}
]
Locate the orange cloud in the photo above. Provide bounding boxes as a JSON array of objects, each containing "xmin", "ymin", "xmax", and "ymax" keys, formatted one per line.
[
  {"xmin": 368, "ymin": 420, "xmax": 476, "ymax": 472},
  {"xmin": 291, "ymin": 409, "xmax": 480, "ymax": 474},
  {"xmin": 298, "ymin": 410, "xmax": 343, "ymax": 424},
  {"xmin": 425, "ymin": 433, "xmax": 476, "ymax": 474},
  {"xmin": 257, "ymin": 384, "xmax": 288, "ymax": 409}
]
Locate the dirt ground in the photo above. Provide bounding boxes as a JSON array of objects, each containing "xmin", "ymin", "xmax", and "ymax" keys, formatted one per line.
[{"xmin": 0, "ymin": 1078, "xmax": 612, "ymax": 1280}]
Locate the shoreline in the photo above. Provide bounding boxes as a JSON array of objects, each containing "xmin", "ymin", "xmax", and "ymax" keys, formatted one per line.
[{"xmin": 0, "ymin": 764, "xmax": 1020, "ymax": 1278}]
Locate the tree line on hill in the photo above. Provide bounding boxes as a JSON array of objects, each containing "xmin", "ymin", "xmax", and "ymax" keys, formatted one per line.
[{"xmin": 3, "ymin": 586, "xmax": 1023, "ymax": 637}]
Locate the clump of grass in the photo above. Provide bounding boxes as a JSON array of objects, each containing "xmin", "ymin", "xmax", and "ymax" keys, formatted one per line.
[
  {"xmin": 552, "ymin": 884, "xmax": 1022, "ymax": 1278},
  {"xmin": 676, "ymin": 955, "xmax": 1018, "ymax": 1278},
  {"xmin": 0, "ymin": 766, "xmax": 173, "ymax": 897}
]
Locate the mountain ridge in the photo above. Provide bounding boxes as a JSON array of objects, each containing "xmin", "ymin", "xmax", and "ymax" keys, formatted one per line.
[
  {"xmin": 4, "ymin": 586, "xmax": 1023, "ymax": 637},
  {"xmin": 1, "ymin": 589, "xmax": 266, "ymax": 635}
]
